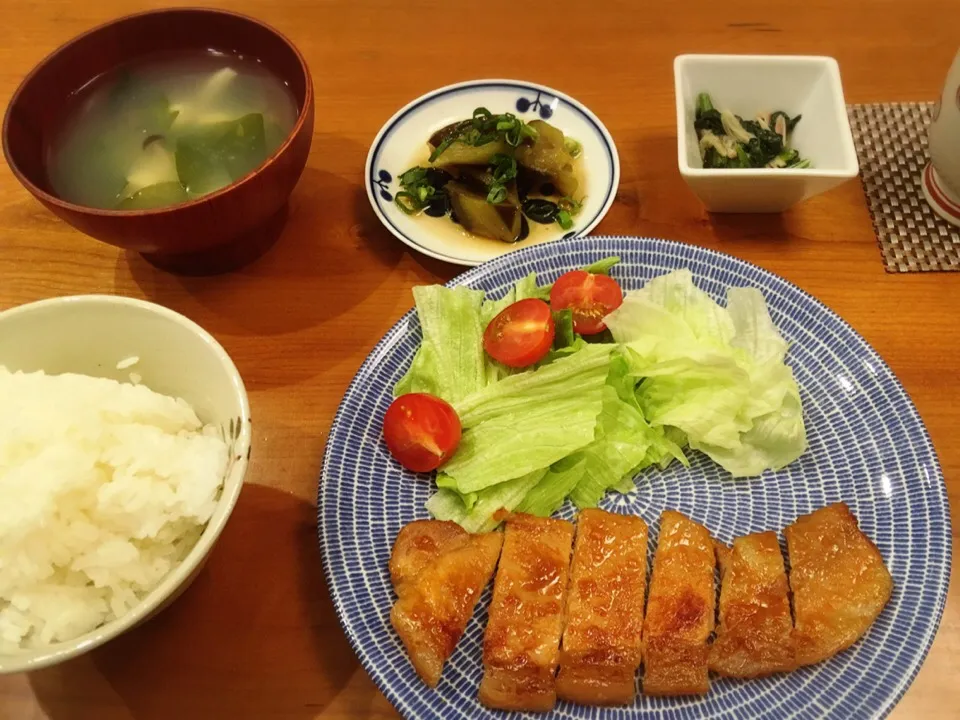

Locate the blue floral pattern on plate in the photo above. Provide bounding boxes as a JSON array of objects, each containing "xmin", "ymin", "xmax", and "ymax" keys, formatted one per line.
[
  {"xmin": 372, "ymin": 169, "xmax": 393, "ymax": 202},
  {"xmin": 318, "ymin": 236, "xmax": 950, "ymax": 720},
  {"xmin": 516, "ymin": 90, "xmax": 556, "ymax": 118}
]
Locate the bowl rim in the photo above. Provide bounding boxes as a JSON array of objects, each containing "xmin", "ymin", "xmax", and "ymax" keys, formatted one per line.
[
  {"xmin": 0, "ymin": 294, "xmax": 251, "ymax": 673},
  {"xmin": 673, "ymin": 53, "xmax": 860, "ymax": 179},
  {"xmin": 1, "ymin": 6, "xmax": 314, "ymax": 218}
]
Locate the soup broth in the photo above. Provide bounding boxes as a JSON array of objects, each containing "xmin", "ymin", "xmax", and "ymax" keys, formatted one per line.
[{"xmin": 46, "ymin": 49, "xmax": 299, "ymax": 211}]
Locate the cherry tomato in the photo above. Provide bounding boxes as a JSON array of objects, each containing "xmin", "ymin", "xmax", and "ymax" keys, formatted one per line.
[
  {"xmin": 483, "ymin": 298, "xmax": 555, "ymax": 368},
  {"xmin": 383, "ymin": 393, "xmax": 461, "ymax": 473},
  {"xmin": 549, "ymin": 270, "xmax": 623, "ymax": 335}
]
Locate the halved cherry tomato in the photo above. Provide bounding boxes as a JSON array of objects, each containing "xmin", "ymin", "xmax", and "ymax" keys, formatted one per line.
[
  {"xmin": 383, "ymin": 393, "xmax": 461, "ymax": 473},
  {"xmin": 549, "ymin": 270, "xmax": 623, "ymax": 335},
  {"xmin": 483, "ymin": 298, "xmax": 555, "ymax": 368}
]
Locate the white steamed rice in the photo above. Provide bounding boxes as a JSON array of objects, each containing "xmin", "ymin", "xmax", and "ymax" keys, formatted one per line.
[{"xmin": 0, "ymin": 366, "xmax": 228, "ymax": 652}]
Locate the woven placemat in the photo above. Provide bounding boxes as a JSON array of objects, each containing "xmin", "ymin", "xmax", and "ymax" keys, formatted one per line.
[{"xmin": 848, "ymin": 102, "xmax": 960, "ymax": 272}]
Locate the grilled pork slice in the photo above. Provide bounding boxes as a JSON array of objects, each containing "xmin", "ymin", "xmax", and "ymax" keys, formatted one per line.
[
  {"xmin": 709, "ymin": 531, "xmax": 796, "ymax": 677},
  {"xmin": 390, "ymin": 520, "xmax": 468, "ymax": 595},
  {"xmin": 479, "ymin": 513, "xmax": 575, "ymax": 711},
  {"xmin": 785, "ymin": 503, "xmax": 893, "ymax": 666},
  {"xmin": 556, "ymin": 509, "xmax": 648, "ymax": 706},
  {"xmin": 389, "ymin": 520, "xmax": 503, "ymax": 687},
  {"xmin": 642, "ymin": 510, "xmax": 715, "ymax": 696}
]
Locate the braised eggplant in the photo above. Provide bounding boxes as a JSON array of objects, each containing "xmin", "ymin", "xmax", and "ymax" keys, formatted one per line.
[
  {"xmin": 429, "ymin": 139, "xmax": 511, "ymax": 167},
  {"xmin": 446, "ymin": 180, "xmax": 523, "ymax": 243},
  {"xmin": 395, "ymin": 107, "xmax": 584, "ymax": 243},
  {"xmin": 514, "ymin": 120, "xmax": 579, "ymax": 196}
]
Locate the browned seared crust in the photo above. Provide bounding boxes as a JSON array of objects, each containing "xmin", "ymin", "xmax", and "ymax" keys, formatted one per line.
[
  {"xmin": 642, "ymin": 510, "xmax": 715, "ymax": 696},
  {"xmin": 390, "ymin": 520, "xmax": 468, "ymax": 596},
  {"xmin": 709, "ymin": 531, "xmax": 796, "ymax": 677},
  {"xmin": 785, "ymin": 503, "xmax": 893, "ymax": 666},
  {"xmin": 390, "ymin": 521, "xmax": 503, "ymax": 687},
  {"xmin": 556, "ymin": 509, "xmax": 648, "ymax": 705},
  {"xmin": 479, "ymin": 513, "xmax": 575, "ymax": 711}
]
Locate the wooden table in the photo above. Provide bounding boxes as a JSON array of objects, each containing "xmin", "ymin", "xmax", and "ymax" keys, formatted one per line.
[{"xmin": 0, "ymin": 1, "xmax": 957, "ymax": 717}]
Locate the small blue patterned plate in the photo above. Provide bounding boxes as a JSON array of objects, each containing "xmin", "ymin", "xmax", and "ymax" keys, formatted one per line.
[
  {"xmin": 318, "ymin": 236, "xmax": 950, "ymax": 720},
  {"xmin": 364, "ymin": 79, "xmax": 619, "ymax": 266}
]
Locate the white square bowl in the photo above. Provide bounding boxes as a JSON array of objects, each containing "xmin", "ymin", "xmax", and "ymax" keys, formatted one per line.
[{"xmin": 675, "ymin": 54, "xmax": 859, "ymax": 213}]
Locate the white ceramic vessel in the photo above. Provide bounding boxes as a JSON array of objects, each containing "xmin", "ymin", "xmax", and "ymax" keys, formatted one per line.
[
  {"xmin": 0, "ymin": 295, "xmax": 251, "ymax": 673},
  {"xmin": 365, "ymin": 79, "xmax": 620, "ymax": 266},
  {"xmin": 675, "ymin": 54, "xmax": 859, "ymax": 213},
  {"xmin": 921, "ymin": 48, "xmax": 960, "ymax": 227}
]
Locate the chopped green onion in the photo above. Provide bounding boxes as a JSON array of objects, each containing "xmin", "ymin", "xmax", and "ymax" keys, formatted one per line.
[
  {"xmin": 558, "ymin": 196, "xmax": 582, "ymax": 215},
  {"xmin": 395, "ymin": 191, "xmax": 422, "ymax": 215},
  {"xmin": 520, "ymin": 124, "xmax": 539, "ymax": 143},
  {"xmin": 489, "ymin": 154, "xmax": 518, "ymax": 185},
  {"xmin": 486, "ymin": 184, "xmax": 508, "ymax": 204},
  {"xmin": 429, "ymin": 136, "xmax": 457, "ymax": 162},
  {"xmin": 556, "ymin": 209, "xmax": 573, "ymax": 230},
  {"xmin": 399, "ymin": 167, "xmax": 427, "ymax": 185},
  {"xmin": 396, "ymin": 165, "xmax": 441, "ymax": 213},
  {"xmin": 564, "ymin": 138, "xmax": 582, "ymax": 158}
]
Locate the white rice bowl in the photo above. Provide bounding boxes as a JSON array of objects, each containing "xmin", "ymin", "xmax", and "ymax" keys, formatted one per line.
[{"xmin": 0, "ymin": 366, "xmax": 228, "ymax": 652}]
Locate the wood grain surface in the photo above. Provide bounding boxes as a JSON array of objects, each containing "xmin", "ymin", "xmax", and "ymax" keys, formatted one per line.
[{"xmin": 0, "ymin": 1, "xmax": 957, "ymax": 718}]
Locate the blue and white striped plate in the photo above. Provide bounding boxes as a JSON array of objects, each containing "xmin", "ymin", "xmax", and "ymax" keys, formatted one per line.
[
  {"xmin": 318, "ymin": 236, "xmax": 950, "ymax": 720},
  {"xmin": 364, "ymin": 79, "xmax": 619, "ymax": 266}
]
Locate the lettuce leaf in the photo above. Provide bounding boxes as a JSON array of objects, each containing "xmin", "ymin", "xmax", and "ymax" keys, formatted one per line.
[
  {"xmin": 605, "ymin": 270, "xmax": 806, "ymax": 478},
  {"xmin": 394, "ymin": 285, "xmax": 487, "ymax": 403},
  {"xmin": 568, "ymin": 352, "xmax": 686, "ymax": 508},
  {"xmin": 515, "ymin": 456, "xmax": 587, "ymax": 517},
  {"xmin": 426, "ymin": 468, "xmax": 547, "ymax": 533},
  {"xmin": 695, "ymin": 379, "xmax": 806, "ymax": 476},
  {"xmin": 441, "ymin": 344, "xmax": 612, "ymax": 493},
  {"xmin": 407, "ymin": 261, "xmax": 804, "ymax": 533},
  {"xmin": 399, "ymin": 259, "xmax": 620, "ymax": 396}
]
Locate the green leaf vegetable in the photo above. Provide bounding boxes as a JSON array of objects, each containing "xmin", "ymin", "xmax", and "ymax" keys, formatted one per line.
[
  {"xmin": 485, "ymin": 153, "xmax": 518, "ymax": 204},
  {"xmin": 109, "ymin": 75, "xmax": 280, "ymax": 208},
  {"xmin": 426, "ymin": 468, "xmax": 547, "ymax": 534},
  {"xmin": 605, "ymin": 270, "xmax": 807, "ymax": 476},
  {"xmin": 116, "ymin": 181, "xmax": 188, "ymax": 210},
  {"xmin": 397, "ymin": 258, "xmax": 808, "ymax": 532},
  {"xmin": 393, "ymin": 285, "xmax": 488, "ymax": 403},
  {"xmin": 694, "ymin": 92, "xmax": 809, "ymax": 169},
  {"xmin": 116, "ymin": 111, "xmax": 270, "ymax": 207},
  {"xmin": 175, "ymin": 113, "xmax": 267, "ymax": 196},
  {"xmin": 441, "ymin": 345, "xmax": 614, "ymax": 493}
]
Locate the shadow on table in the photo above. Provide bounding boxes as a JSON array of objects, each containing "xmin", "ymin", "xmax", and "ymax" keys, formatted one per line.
[
  {"xmin": 119, "ymin": 135, "xmax": 405, "ymax": 338},
  {"xmin": 706, "ymin": 211, "xmax": 791, "ymax": 247},
  {"xmin": 28, "ymin": 484, "xmax": 359, "ymax": 720}
]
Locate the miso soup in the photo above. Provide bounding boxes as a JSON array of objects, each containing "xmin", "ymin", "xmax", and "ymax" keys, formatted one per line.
[{"xmin": 46, "ymin": 49, "xmax": 299, "ymax": 211}]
